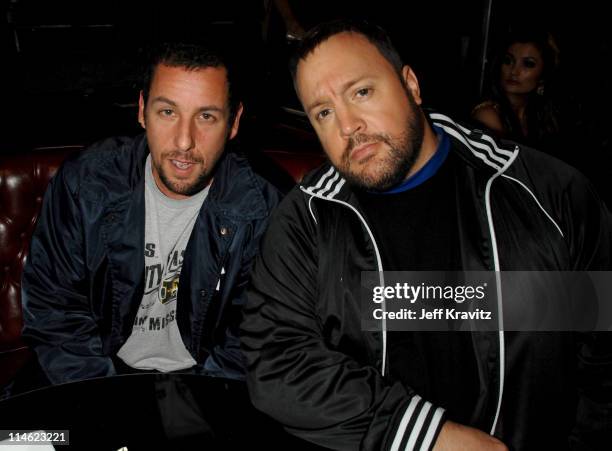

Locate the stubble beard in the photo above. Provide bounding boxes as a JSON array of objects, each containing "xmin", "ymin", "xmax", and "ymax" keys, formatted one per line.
[
  {"xmin": 337, "ymin": 92, "xmax": 424, "ymax": 192},
  {"xmin": 154, "ymin": 151, "xmax": 212, "ymax": 197}
]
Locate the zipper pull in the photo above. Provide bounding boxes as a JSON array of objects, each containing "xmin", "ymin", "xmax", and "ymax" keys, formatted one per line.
[{"xmin": 215, "ymin": 266, "xmax": 226, "ymax": 291}]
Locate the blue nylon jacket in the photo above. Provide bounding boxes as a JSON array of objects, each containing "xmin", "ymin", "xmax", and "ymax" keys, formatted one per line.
[{"xmin": 22, "ymin": 134, "xmax": 282, "ymax": 384}]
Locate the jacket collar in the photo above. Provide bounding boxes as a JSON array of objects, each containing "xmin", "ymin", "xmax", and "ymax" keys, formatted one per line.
[
  {"xmin": 206, "ymin": 150, "xmax": 271, "ymax": 221},
  {"xmin": 429, "ymin": 112, "xmax": 518, "ymax": 172},
  {"xmin": 300, "ymin": 112, "xmax": 519, "ymax": 203}
]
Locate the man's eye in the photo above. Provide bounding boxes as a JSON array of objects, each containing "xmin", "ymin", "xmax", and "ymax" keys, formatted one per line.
[
  {"xmin": 356, "ymin": 88, "xmax": 371, "ymax": 97},
  {"xmin": 316, "ymin": 109, "xmax": 331, "ymax": 120},
  {"xmin": 201, "ymin": 113, "xmax": 215, "ymax": 121},
  {"xmin": 160, "ymin": 109, "xmax": 174, "ymax": 117}
]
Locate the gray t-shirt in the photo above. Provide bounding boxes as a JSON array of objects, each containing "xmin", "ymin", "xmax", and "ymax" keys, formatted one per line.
[{"xmin": 117, "ymin": 155, "xmax": 209, "ymax": 372}]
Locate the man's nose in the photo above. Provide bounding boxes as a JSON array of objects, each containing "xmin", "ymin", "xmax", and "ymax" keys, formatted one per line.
[
  {"xmin": 337, "ymin": 106, "xmax": 365, "ymax": 137},
  {"xmin": 174, "ymin": 118, "xmax": 196, "ymax": 152}
]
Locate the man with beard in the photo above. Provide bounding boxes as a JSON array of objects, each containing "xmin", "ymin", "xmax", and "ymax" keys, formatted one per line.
[
  {"xmin": 21, "ymin": 41, "xmax": 281, "ymax": 385},
  {"xmin": 240, "ymin": 20, "xmax": 612, "ymax": 450}
]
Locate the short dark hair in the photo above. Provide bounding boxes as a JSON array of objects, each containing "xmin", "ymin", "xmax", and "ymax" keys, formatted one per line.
[
  {"xmin": 289, "ymin": 19, "xmax": 404, "ymax": 83},
  {"xmin": 142, "ymin": 41, "xmax": 240, "ymax": 123}
]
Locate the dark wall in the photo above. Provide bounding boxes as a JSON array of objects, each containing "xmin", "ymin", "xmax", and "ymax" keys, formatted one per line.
[
  {"xmin": 2, "ymin": 0, "xmax": 610, "ymax": 183},
  {"xmin": 485, "ymin": 0, "xmax": 611, "ymax": 204},
  {"xmin": 1, "ymin": 0, "xmax": 490, "ymax": 147}
]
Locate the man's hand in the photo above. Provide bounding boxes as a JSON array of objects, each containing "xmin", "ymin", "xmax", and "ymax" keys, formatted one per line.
[{"xmin": 433, "ymin": 421, "xmax": 508, "ymax": 451}]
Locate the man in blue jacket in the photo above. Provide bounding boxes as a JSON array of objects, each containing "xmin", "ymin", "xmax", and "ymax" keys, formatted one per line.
[{"xmin": 21, "ymin": 41, "xmax": 281, "ymax": 385}]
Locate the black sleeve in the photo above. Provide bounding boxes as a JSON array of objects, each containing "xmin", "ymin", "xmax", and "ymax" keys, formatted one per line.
[
  {"xmin": 241, "ymin": 190, "xmax": 446, "ymax": 451},
  {"xmin": 562, "ymin": 174, "xmax": 612, "ymax": 448},
  {"xmin": 21, "ymin": 163, "xmax": 115, "ymax": 384}
]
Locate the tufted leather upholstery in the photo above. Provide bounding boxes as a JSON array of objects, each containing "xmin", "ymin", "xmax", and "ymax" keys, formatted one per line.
[
  {"xmin": 0, "ymin": 143, "xmax": 324, "ymax": 388},
  {"xmin": 0, "ymin": 146, "xmax": 84, "ymax": 387}
]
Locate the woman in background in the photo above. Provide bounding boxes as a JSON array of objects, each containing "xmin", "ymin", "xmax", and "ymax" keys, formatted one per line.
[{"xmin": 472, "ymin": 30, "xmax": 561, "ymax": 151}]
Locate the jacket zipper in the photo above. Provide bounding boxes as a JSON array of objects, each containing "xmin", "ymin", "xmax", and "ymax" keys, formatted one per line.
[
  {"xmin": 301, "ymin": 189, "xmax": 389, "ymax": 376},
  {"xmin": 483, "ymin": 145, "xmax": 519, "ymax": 434}
]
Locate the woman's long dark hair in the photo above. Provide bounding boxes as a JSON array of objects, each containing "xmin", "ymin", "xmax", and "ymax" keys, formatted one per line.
[{"xmin": 488, "ymin": 29, "xmax": 561, "ymax": 149}]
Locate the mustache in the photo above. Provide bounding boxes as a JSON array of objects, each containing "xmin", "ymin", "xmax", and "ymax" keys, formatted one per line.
[
  {"xmin": 345, "ymin": 133, "xmax": 389, "ymax": 155},
  {"xmin": 163, "ymin": 151, "xmax": 204, "ymax": 164}
]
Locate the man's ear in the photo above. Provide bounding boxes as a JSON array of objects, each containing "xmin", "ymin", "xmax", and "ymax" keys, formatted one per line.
[
  {"xmin": 228, "ymin": 102, "xmax": 244, "ymax": 140},
  {"xmin": 138, "ymin": 91, "xmax": 146, "ymax": 129},
  {"xmin": 402, "ymin": 66, "xmax": 423, "ymax": 105}
]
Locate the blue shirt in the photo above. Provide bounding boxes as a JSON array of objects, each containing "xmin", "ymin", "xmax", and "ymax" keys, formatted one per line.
[{"xmin": 382, "ymin": 126, "xmax": 450, "ymax": 194}]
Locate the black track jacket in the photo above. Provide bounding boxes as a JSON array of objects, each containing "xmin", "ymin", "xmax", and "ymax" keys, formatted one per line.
[{"xmin": 241, "ymin": 113, "xmax": 612, "ymax": 450}]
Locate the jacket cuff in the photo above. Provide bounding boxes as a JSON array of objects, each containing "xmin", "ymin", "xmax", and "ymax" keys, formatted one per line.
[{"xmin": 388, "ymin": 395, "xmax": 446, "ymax": 451}]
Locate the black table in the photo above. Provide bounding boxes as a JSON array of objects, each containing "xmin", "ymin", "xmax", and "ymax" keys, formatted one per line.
[{"xmin": 0, "ymin": 373, "xmax": 326, "ymax": 450}]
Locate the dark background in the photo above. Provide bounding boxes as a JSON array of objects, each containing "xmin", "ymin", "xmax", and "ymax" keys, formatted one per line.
[{"xmin": 1, "ymin": 0, "xmax": 610, "ymax": 201}]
